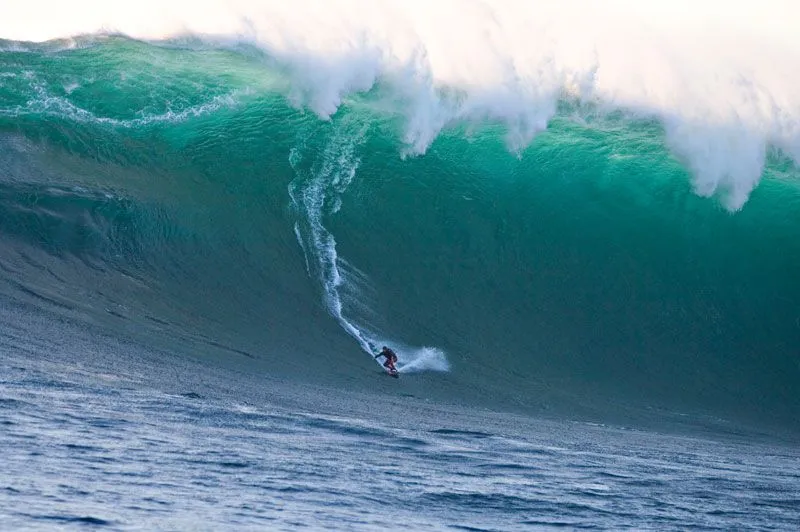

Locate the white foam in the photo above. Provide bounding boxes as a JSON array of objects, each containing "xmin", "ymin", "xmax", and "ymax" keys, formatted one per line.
[
  {"xmin": 2, "ymin": 0, "xmax": 799, "ymax": 207},
  {"xmin": 288, "ymin": 119, "xmax": 374, "ymax": 352},
  {"xmin": 396, "ymin": 346, "xmax": 450, "ymax": 374},
  {"xmin": 1, "ymin": 73, "xmax": 243, "ymax": 126}
]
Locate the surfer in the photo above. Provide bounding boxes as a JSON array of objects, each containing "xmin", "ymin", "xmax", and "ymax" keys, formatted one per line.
[{"xmin": 374, "ymin": 346, "xmax": 398, "ymax": 373}]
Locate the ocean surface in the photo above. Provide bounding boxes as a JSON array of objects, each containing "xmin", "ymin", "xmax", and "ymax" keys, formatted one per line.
[
  {"xmin": 3, "ymin": 301, "xmax": 799, "ymax": 530},
  {"xmin": 1, "ymin": 1, "xmax": 800, "ymax": 529}
]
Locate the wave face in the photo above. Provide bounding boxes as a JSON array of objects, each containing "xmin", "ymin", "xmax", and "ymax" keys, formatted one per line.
[{"xmin": 1, "ymin": 7, "xmax": 799, "ymax": 430}]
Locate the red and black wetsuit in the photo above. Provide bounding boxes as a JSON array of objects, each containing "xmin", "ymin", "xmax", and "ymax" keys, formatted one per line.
[{"xmin": 379, "ymin": 349, "xmax": 397, "ymax": 370}]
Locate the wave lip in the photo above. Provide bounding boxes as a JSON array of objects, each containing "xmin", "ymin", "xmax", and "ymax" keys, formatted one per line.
[{"xmin": 3, "ymin": 1, "xmax": 800, "ymax": 209}]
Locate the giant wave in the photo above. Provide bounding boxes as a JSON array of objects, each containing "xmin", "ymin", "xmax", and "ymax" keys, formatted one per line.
[{"xmin": 0, "ymin": 1, "xmax": 799, "ymax": 431}]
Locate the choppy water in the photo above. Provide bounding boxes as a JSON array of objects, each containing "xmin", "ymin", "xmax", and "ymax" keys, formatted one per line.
[{"xmin": 1, "ymin": 303, "xmax": 799, "ymax": 530}]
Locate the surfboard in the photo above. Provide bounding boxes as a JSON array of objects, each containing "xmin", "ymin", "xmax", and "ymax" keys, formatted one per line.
[{"xmin": 387, "ymin": 368, "xmax": 399, "ymax": 378}]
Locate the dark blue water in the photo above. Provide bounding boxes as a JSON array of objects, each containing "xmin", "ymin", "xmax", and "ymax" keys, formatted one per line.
[{"xmin": 2, "ymin": 301, "xmax": 799, "ymax": 530}]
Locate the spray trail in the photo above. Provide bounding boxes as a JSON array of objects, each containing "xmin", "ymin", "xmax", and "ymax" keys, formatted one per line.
[
  {"xmin": 288, "ymin": 120, "xmax": 370, "ymax": 348},
  {"xmin": 288, "ymin": 119, "xmax": 448, "ymax": 373}
]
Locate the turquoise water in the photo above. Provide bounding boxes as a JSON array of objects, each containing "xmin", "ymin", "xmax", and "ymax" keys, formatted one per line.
[{"xmin": 2, "ymin": 37, "xmax": 798, "ymax": 428}]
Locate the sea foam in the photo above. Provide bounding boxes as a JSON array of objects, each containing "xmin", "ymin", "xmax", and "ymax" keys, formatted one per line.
[{"xmin": 2, "ymin": 0, "xmax": 799, "ymax": 208}]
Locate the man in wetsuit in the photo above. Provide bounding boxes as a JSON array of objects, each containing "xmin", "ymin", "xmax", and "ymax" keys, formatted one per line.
[{"xmin": 374, "ymin": 346, "xmax": 398, "ymax": 372}]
